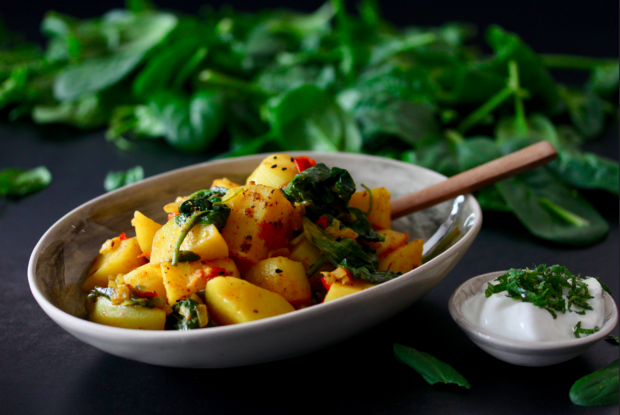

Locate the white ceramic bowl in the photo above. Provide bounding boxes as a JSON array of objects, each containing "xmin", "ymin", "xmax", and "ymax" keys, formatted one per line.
[
  {"xmin": 28, "ymin": 152, "xmax": 481, "ymax": 368},
  {"xmin": 449, "ymin": 271, "xmax": 619, "ymax": 367}
]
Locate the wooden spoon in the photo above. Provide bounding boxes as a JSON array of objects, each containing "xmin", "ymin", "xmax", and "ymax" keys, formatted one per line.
[{"xmin": 390, "ymin": 141, "xmax": 558, "ymax": 220}]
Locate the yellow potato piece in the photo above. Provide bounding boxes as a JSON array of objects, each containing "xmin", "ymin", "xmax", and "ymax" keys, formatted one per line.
[
  {"xmin": 378, "ymin": 239, "xmax": 423, "ymax": 274},
  {"xmin": 122, "ymin": 263, "xmax": 167, "ymax": 300},
  {"xmin": 150, "ymin": 219, "xmax": 229, "ymax": 264},
  {"xmin": 205, "ymin": 277, "xmax": 294, "ymax": 325},
  {"xmin": 245, "ymin": 153, "xmax": 300, "ymax": 188},
  {"xmin": 244, "ymin": 257, "xmax": 311, "ymax": 306},
  {"xmin": 82, "ymin": 237, "xmax": 146, "ymax": 292},
  {"xmin": 131, "ymin": 211, "xmax": 163, "ymax": 255},
  {"xmin": 160, "ymin": 257, "xmax": 240, "ymax": 305},
  {"xmin": 221, "ymin": 184, "xmax": 296, "ymax": 266},
  {"xmin": 211, "ymin": 178, "xmax": 239, "ymax": 188},
  {"xmin": 89, "ymin": 297, "xmax": 166, "ymax": 330},
  {"xmin": 349, "ymin": 187, "xmax": 392, "ymax": 230},
  {"xmin": 324, "ymin": 279, "xmax": 376, "ymax": 303},
  {"xmin": 370, "ymin": 229, "xmax": 409, "ymax": 258}
]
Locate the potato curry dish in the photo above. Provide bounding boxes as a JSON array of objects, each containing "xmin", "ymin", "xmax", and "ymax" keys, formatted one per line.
[{"xmin": 82, "ymin": 154, "xmax": 423, "ymax": 330}]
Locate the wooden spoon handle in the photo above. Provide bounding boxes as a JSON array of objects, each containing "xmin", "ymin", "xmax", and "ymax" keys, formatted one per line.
[{"xmin": 390, "ymin": 141, "xmax": 558, "ymax": 220}]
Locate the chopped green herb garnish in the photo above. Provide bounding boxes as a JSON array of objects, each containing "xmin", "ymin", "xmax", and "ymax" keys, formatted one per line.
[
  {"xmin": 573, "ymin": 321, "xmax": 600, "ymax": 338},
  {"xmin": 606, "ymin": 335, "xmax": 620, "ymax": 344},
  {"xmin": 485, "ymin": 264, "xmax": 603, "ymax": 318}
]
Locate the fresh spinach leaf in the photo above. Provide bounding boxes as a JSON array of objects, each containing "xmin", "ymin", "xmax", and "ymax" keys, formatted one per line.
[
  {"xmin": 549, "ymin": 149, "xmax": 619, "ymax": 195},
  {"xmin": 587, "ymin": 62, "xmax": 619, "ymax": 101},
  {"xmin": 559, "ymin": 87, "xmax": 605, "ymax": 139},
  {"xmin": 606, "ymin": 335, "xmax": 620, "ymax": 345},
  {"xmin": 104, "ymin": 165, "xmax": 144, "ymax": 191},
  {"xmin": 455, "ymin": 136, "xmax": 502, "ymax": 171},
  {"xmin": 166, "ymin": 298, "xmax": 208, "ymax": 330},
  {"xmin": 394, "ymin": 343, "xmax": 471, "ymax": 389},
  {"xmin": 0, "ymin": 166, "xmax": 52, "ymax": 197},
  {"xmin": 475, "ymin": 185, "xmax": 511, "ymax": 212},
  {"xmin": 569, "ymin": 359, "xmax": 619, "ymax": 406}
]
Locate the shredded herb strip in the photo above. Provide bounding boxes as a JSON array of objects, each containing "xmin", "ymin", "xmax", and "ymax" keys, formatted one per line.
[{"xmin": 485, "ymin": 264, "xmax": 600, "ymax": 319}]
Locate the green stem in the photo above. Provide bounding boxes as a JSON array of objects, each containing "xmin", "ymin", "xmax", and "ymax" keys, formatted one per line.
[
  {"xmin": 540, "ymin": 54, "xmax": 617, "ymax": 70},
  {"xmin": 539, "ymin": 198, "xmax": 590, "ymax": 228},
  {"xmin": 199, "ymin": 70, "xmax": 266, "ymax": 96},
  {"xmin": 361, "ymin": 184, "xmax": 373, "ymax": 215},
  {"xmin": 173, "ymin": 47, "xmax": 208, "ymax": 89},
  {"xmin": 444, "ymin": 129, "xmax": 464, "ymax": 145},
  {"xmin": 457, "ymin": 84, "xmax": 514, "ymax": 134},
  {"xmin": 172, "ymin": 210, "xmax": 206, "ymax": 265},
  {"xmin": 307, "ymin": 255, "xmax": 326, "ymax": 276},
  {"xmin": 508, "ymin": 60, "xmax": 529, "ymax": 137}
]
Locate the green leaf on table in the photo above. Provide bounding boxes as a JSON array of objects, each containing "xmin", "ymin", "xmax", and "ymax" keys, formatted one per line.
[
  {"xmin": 549, "ymin": 150, "xmax": 619, "ymax": 195},
  {"xmin": 606, "ymin": 335, "xmax": 620, "ymax": 345},
  {"xmin": 455, "ymin": 136, "xmax": 502, "ymax": 171},
  {"xmin": 496, "ymin": 113, "xmax": 558, "ymax": 145},
  {"xmin": 475, "ymin": 185, "xmax": 511, "ymax": 212},
  {"xmin": 408, "ymin": 136, "xmax": 459, "ymax": 177},
  {"xmin": 0, "ymin": 166, "xmax": 52, "ymax": 197},
  {"xmin": 559, "ymin": 87, "xmax": 605, "ymax": 139},
  {"xmin": 394, "ymin": 343, "xmax": 471, "ymax": 389},
  {"xmin": 587, "ymin": 62, "xmax": 619, "ymax": 100},
  {"xmin": 104, "ymin": 165, "xmax": 144, "ymax": 192},
  {"xmin": 54, "ymin": 12, "xmax": 177, "ymax": 101},
  {"xmin": 271, "ymin": 84, "xmax": 361, "ymax": 152},
  {"xmin": 496, "ymin": 159, "xmax": 608, "ymax": 245},
  {"xmin": 570, "ymin": 359, "xmax": 619, "ymax": 406}
]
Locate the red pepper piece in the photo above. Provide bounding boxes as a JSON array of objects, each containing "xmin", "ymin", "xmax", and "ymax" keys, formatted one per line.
[
  {"xmin": 119, "ymin": 232, "xmax": 128, "ymax": 241},
  {"xmin": 137, "ymin": 251, "xmax": 151, "ymax": 259},
  {"xmin": 315, "ymin": 216, "xmax": 329, "ymax": 229},
  {"xmin": 294, "ymin": 156, "xmax": 317, "ymax": 172},
  {"xmin": 135, "ymin": 290, "xmax": 158, "ymax": 298},
  {"xmin": 321, "ymin": 276, "xmax": 331, "ymax": 291},
  {"xmin": 211, "ymin": 267, "xmax": 228, "ymax": 277},
  {"xmin": 168, "ymin": 211, "xmax": 180, "ymax": 221}
]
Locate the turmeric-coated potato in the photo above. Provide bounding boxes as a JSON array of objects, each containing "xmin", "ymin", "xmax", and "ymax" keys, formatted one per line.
[
  {"xmin": 123, "ymin": 262, "xmax": 167, "ymax": 300},
  {"xmin": 324, "ymin": 279, "xmax": 376, "ymax": 303},
  {"xmin": 245, "ymin": 153, "xmax": 300, "ymax": 188},
  {"xmin": 221, "ymin": 184, "xmax": 297, "ymax": 266},
  {"xmin": 150, "ymin": 219, "xmax": 229, "ymax": 264},
  {"xmin": 211, "ymin": 178, "xmax": 239, "ymax": 189},
  {"xmin": 348, "ymin": 187, "xmax": 392, "ymax": 230},
  {"xmin": 378, "ymin": 239, "xmax": 423, "ymax": 274},
  {"xmin": 244, "ymin": 257, "xmax": 311, "ymax": 306},
  {"xmin": 88, "ymin": 297, "xmax": 166, "ymax": 330},
  {"xmin": 160, "ymin": 257, "xmax": 240, "ymax": 305},
  {"xmin": 131, "ymin": 211, "xmax": 162, "ymax": 255},
  {"xmin": 205, "ymin": 277, "xmax": 294, "ymax": 325},
  {"xmin": 82, "ymin": 237, "xmax": 146, "ymax": 292},
  {"xmin": 370, "ymin": 229, "xmax": 409, "ymax": 258}
]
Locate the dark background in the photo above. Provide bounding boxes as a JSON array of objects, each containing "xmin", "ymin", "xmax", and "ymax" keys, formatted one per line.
[{"xmin": 0, "ymin": 1, "xmax": 618, "ymax": 414}]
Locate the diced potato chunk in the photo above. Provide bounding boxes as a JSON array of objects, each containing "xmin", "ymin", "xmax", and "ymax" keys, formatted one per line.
[
  {"xmin": 160, "ymin": 257, "xmax": 240, "ymax": 305},
  {"xmin": 123, "ymin": 263, "xmax": 167, "ymax": 299},
  {"xmin": 378, "ymin": 239, "xmax": 423, "ymax": 274},
  {"xmin": 82, "ymin": 237, "xmax": 146, "ymax": 292},
  {"xmin": 88, "ymin": 297, "xmax": 166, "ymax": 330},
  {"xmin": 221, "ymin": 184, "xmax": 296, "ymax": 266},
  {"xmin": 131, "ymin": 211, "xmax": 162, "ymax": 255},
  {"xmin": 349, "ymin": 187, "xmax": 392, "ymax": 230},
  {"xmin": 244, "ymin": 257, "xmax": 311, "ymax": 306},
  {"xmin": 245, "ymin": 153, "xmax": 300, "ymax": 188},
  {"xmin": 205, "ymin": 277, "xmax": 294, "ymax": 325},
  {"xmin": 150, "ymin": 220, "xmax": 229, "ymax": 264},
  {"xmin": 324, "ymin": 279, "xmax": 376, "ymax": 303},
  {"xmin": 212, "ymin": 178, "xmax": 239, "ymax": 189},
  {"xmin": 370, "ymin": 229, "xmax": 409, "ymax": 258}
]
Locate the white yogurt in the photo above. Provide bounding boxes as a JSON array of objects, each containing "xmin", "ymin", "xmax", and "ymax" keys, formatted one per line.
[{"xmin": 461, "ymin": 277, "xmax": 605, "ymax": 342}]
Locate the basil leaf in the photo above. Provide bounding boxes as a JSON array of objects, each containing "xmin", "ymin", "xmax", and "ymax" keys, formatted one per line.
[
  {"xmin": 0, "ymin": 166, "xmax": 52, "ymax": 197},
  {"xmin": 104, "ymin": 166, "xmax": 144, "ymax": 192},
  {"xmin": 570, "ymin": 359, "xmax": 619, "ymax": 406},
  {"xmin": 394, "ymin": 344, "xmax": 471, "ymax": 389}
]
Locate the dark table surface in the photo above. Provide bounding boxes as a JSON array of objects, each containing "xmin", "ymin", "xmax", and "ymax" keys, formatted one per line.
[{"xmin": 1, "ymin": 1, "xmax": 619, "ymax": 414}]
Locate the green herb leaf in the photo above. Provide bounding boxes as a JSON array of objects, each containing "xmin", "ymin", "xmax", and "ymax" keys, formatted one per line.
[
  {"xmin": 606, "ymin": 335, "xmax": 620, "ymax": 345},
  {"xmin": 104, "ymin": 166, "xmax": 144, "ymax": 192},
  {"xmin": 569, "ymin": 359, "xmax": 619, "ymax": 406},
  {"xmin": 0, "ymin": 166, "xmax": 52, "ymax": 197},
  {"xmin": 394, "ymin": 343, "xmax": 471, "ymax": 389},
  {"xmin": 165, "ymin": 298, "xmax": 208, "ymax": 330}
]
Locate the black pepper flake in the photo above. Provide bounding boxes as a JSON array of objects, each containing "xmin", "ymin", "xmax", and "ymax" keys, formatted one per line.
[
  {"xmin": 219, "ymin": 271, "xmax": 225, "ymax": 275},
  {"xmin": 275, "ymin": 269, "xmax": 283, "ymax": 273},
  {"xmin": 273, "ymin": 156, "xmax": 277, "ymax": 159},
  {"xmin": 281, "ymin": 167, "xmax": 287, "ymax": 171},
  {"xmin": 271, "ymin": 164, "xmax": 277, "ymax": 168},
  {"xmin": 290, "ymin": 157, "xmax": 294, "ymax": 162}
]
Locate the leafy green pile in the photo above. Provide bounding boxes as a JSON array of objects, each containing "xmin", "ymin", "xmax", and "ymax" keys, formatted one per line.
[
  {"xmin": 0, "ymin": 166, "xmax": 51, "ymax": 197},
  {"xmin": 1, "ymin": 0, "xmax": 618, "ymax": 245}
]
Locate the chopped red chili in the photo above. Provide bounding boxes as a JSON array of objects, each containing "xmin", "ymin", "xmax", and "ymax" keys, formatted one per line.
[
  {"xmin": 294, "ymin": 156, "xmax": 317, "ymax": 172},
  {"xmin": 315, "ymin": 216, "xmax": 329, "ymax": 229},
  {"xmin": 321, "ymin": 276, "xmax": 331, "ymax": 291},
  {"xmin": 119, "ymin": 232, "xmax": 129, "ymax": 241}
]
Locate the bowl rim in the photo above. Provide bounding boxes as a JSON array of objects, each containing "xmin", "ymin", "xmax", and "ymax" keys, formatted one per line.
[
  {"xmin": 28, "ymin": 151, "xmax": 482, "ymax": 340},
  {"xmin": 448, "ymin": 270, "xmax": 619, "ymax": 351}
]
